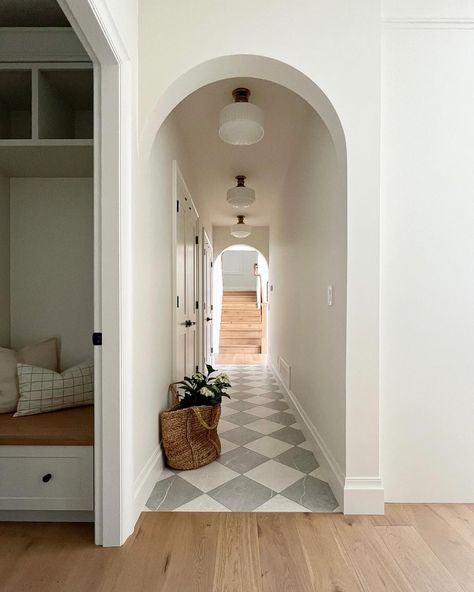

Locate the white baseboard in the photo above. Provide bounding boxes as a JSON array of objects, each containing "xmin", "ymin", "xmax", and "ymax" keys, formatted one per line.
[
  {"xmin": 270, "ymin": 362, "xmax": 384, "ymax": 514},
  {"xmin": 133, "ymin": 446, "xmax": 164, "ymax": 520},
  {"xmin": 344, "ymin": 478, "xmax": 384, "ymax": 514},
  {"xmin": 270, "ymin": 362, "xmax": 345, "ymax": 508}
]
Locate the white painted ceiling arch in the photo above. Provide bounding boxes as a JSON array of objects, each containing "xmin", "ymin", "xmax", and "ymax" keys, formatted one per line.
[
  {"xmin": 214, "ymin": 240, "xmax": 268, "ymax": 262},
  {"xmin": 140, "ymin": 54, "xmax": 347, "ymax": 174},
  {"xmin": 215, "ymin": 243, "xmax": 268, "ymax": 267}
]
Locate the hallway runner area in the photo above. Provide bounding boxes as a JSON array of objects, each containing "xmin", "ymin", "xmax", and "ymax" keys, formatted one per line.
[{"xmin": 146, "ymin": 365, "xmax": 340, "ymax": 512}]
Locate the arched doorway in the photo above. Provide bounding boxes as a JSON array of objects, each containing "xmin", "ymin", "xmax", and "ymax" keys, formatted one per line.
[
  {"xmin": 213, "ymin": 245, "xmax": 269, "ymax": 365},
  {"xmin": 138, "ymin": 54, "xmax": 382, "ymax": 515}
]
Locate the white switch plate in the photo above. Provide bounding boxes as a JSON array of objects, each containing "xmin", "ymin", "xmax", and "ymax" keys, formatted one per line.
[{"xmin": 327, "ymin": 285, "xmax": 333, "ymax": 306}]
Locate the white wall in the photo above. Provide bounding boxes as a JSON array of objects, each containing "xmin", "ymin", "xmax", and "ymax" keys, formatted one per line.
[
  {"xmin": 10, "ymin": 178, "xmax": 93, "ymax": 369},
  {"xmin": 133, "ymin": 112, "xmax": 201, "ymax": 481},
  {"xmin": 269, "ymin": 109, "xmax": 347, "ymax": 473},
  {"xmin": 213, "ymin": 226, "xmax": 269, "ymax": 261},
  {"xmin": 381, "ymin": 13, "xmax": 474, "ymax": 501},
  {"xmin": 0, "ymin": 174, "xmax": 10, "ymax": 347},
  {"xmin": 222, "ymin": 250, "xmax": 258, "ymax": 291}
]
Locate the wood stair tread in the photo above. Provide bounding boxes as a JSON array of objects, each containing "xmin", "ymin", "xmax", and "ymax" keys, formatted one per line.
[
  {"xmin": 220, "ymin": 291, "xmax": 262, "ymax": 354},
  {"xmin": 220, "ymin": 346, "xmax": 261, "ymax": 353}
]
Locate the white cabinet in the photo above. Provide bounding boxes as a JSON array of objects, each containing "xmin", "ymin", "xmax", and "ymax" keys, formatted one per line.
[{"xmin": 0, "ymin": 446, "xmax": 93, "ymax": 511}]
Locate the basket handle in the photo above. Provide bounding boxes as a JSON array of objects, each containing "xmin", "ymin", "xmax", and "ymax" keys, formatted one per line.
[
  {"xmin": 191, "ymin": 405, "xmax": 221, "ymax": 430},
  {"xmin": 168, "ymin": 383, "xmax": 179, "ymax": 407}
]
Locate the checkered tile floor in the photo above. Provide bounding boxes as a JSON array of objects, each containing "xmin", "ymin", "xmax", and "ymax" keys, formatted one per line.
[{"xmin": 146, "ymin": 365, "xmax": 340, "ymax": 512}]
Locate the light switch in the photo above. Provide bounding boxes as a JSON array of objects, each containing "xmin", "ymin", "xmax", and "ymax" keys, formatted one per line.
[{"xmin": 327, "ymin": 285, "xmax": 333, "ymax": 306}]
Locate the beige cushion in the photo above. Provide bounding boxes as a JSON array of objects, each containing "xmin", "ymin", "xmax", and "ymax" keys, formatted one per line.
[
  {"xmin": 14, "ymin": 360, "xmax": 94, "ymax": 417},
  {"xmin": 0, "ymin": 338, "xmax": 59, "ymax": 413}
]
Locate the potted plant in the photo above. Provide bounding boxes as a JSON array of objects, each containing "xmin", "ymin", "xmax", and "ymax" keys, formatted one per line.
[{"xmin": 160, "ymin": 365, "xmax": 231, "ymax": 470}]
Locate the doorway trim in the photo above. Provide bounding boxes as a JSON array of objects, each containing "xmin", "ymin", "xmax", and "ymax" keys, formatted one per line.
[
  {"xmin": 58, "ymin": 0, "xmax": 134, "ymax": 546},
  {"xmin": 201, "ymin": 229, "xmax": 213, "ymax": 368}
]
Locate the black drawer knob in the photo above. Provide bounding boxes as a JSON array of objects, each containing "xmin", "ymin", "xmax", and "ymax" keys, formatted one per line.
[{"xmin": 42, "ymin": 473, "xmax": 52, "ymax": 483}]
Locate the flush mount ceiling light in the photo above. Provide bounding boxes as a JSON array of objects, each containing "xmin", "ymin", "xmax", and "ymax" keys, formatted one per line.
[
  {"xmin": 230, "ymin": 215, "xmax": 252, "ymax": 238},
  {"xmin": 227, "ymin": 175, "xmax": 255, "ymax": 208},
  {"xmin": 219, "ymin": 88, "xmax": 264, "ymax": 146}
]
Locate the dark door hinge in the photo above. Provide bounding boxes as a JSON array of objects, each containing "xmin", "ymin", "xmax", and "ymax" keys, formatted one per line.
[
  {"xmin": 211, "ymin": 304, "xmax": 214, "ymax": 311},
  {"xmin": 211, "ymin": 347, "xmax": 214, "ymax": 353},
  {"xmin": 177, "ymin": 200, "xmax": 180, "ymax": 213},
  {"xmin": 92, "ymin": 332, "xmax": 102, "ymax": 346},
  {"xmin": 177, "ymin": 296, "xmax": 179, "ymax": 308},
  {"xmin": 195, "ymin": 235, "xmax": 199, "ymax": 245},
  {"xmin": 196, "ymin": 365, "xmax": 199, "ymax": 372},
  {"xmin": 196, "ymin": 300, "xmax": 199, "ymax": 310}
]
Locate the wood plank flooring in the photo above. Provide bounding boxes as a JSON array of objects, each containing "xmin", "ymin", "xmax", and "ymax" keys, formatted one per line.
[{"xmin": 1, "ymin": 504, "xmax": 473, "ymax": 591}]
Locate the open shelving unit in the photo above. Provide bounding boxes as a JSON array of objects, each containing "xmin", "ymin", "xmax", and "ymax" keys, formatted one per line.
[
  {"xmin": 0, "ymin": 63, "xmax": 93, "ymax": 176},
  {"xmin": 0, "ymin": 70, "xmax": 32, "ymax": 139}
]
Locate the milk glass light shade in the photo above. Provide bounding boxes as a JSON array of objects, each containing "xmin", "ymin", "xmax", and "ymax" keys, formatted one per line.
[
  {"xmin": 227, "ymin": 175, "xmax": 255, "ymax": 208},
  {"xmin": 230, "ymin": 215, "xmax": 251, "ymax": 238},
  {"xmin": 219, "ymin": 88, "xmax": 264, "ymax": 146}
]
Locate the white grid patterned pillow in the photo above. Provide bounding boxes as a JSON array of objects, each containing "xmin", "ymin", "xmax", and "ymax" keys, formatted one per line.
[{"xmin": 14, "ymin": 360, "xmax": 94, "ymax": 417}]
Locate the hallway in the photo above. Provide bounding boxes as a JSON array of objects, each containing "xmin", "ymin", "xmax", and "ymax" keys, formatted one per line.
[{"xmin": 146, "ymin": 365, "xmax": 339, "ymax": 512}]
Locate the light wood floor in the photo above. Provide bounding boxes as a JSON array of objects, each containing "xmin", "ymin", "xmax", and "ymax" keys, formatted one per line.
[{"xmin": 1, "ymin": 504, "xmax": 473, "ymax": 591}]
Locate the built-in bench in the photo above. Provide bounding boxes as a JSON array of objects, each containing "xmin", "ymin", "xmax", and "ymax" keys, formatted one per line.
[
  {"xmin": 0, "ymin": 405, "xmax": 94, "ymax": 446},
  {"xmin": 0, "ymin": 406, "xmax": 94, "ymax": 520}
]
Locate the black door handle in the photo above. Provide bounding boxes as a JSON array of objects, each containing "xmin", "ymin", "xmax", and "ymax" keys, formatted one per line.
[
  {"xmin": 206, "ymin": 317, "xmax": 212, "ymax": 322},
  {"xmin": 184, "ymin": 320, "xmax": 192, "ymax": 327}
]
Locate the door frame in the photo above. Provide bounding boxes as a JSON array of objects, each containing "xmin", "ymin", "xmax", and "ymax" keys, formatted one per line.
[
  {"xmin": 172, "ymin": 161, "xmax": 200, "ymax": 380},
  {"xmin": 58, "ymin": 0, "xmax": 134, "ymax": 546},
  {"xmin": 202, "ymin": 229, "xmax": 213, "ymax": 368}
]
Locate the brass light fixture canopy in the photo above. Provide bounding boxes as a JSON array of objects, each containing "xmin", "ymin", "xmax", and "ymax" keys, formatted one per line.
[
  {"xmin": 219, "ymin": 88, "xmax": 264, "ymax": 146},
  {"xmin": 232, "ymin": 88, "xmax": 251, "ymax": 102},
  {"xmin": 226, "ymin": 175, "xmax": 255, "ymax": 208}
]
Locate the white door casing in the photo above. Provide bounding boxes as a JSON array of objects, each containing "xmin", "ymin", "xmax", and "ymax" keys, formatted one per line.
[
  {"xmin": 202, "ymin": 230, "xmax": 213, "ymax": 367},
  {"xmin": 57, "ymin": 0, "xmax": 134, "ymax": 545}
]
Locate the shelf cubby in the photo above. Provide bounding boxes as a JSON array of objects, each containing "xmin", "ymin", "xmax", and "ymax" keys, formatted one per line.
[
  {"xmin": 0, "ymin": 70, "xmax": 32, "ymax": 139},
  {"xmin": 38, "ymin": 68, "xmax": 93, "ymax": 140}
]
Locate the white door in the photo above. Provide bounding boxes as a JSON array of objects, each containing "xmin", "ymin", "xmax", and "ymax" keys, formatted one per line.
[
  {"xmin": 202, "ymin": 231, "xmax": 213, "ymax": 367},
  {"xmin": 175, "ymin": 172, "xmax": 199, "ymax": 379}
]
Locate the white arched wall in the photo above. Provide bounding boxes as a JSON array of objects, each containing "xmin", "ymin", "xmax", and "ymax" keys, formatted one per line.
[
  {"xmin": 213, "ymin": 226, "xmax": 269, "ymax": 263},
  {"xmin": 136, "ymin": 53, "xmax": 381, "ymax": 514}
]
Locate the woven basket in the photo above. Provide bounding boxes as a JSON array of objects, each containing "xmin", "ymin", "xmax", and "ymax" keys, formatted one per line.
[{"xmin": 160, "ymin": 385, "xmax": 221, "ymax": 470}]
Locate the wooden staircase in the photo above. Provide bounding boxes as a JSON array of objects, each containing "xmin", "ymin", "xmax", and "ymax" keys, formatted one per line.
[{"xmin": 220, "ymin": 291, "xmax": 262, "ymax": 354}]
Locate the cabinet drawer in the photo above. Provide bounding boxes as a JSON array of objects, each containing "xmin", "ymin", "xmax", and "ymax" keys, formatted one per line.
[{"xmin": 0, "ymin": 446, "xmax": 93, "ymax": 511}]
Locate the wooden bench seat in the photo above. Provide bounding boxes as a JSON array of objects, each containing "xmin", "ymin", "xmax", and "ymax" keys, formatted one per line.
[{"xmin": 0, "ymin": 406, "xmax": 94, "ymax": 446}]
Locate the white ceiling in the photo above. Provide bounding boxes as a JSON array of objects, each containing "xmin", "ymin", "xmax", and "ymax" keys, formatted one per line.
[{"xmin": 171, "ymin": 78, "xmax": 315, "ymax": 227}]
